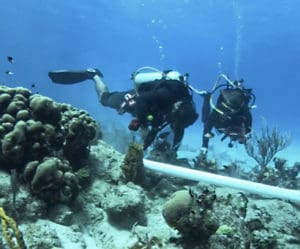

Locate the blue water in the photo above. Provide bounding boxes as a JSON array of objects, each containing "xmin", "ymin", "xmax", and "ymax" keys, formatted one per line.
[{"xmin": 1, "ymin": 0, "xmax": 299, "ymax": 159}]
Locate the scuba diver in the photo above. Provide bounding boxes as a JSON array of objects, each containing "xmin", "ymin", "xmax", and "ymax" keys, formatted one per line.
[
  {"xmin": 48, "ymin": 67, "xmax": 199, "ymax": 153},
  {"xmin": 199, "ymin": 74, "xmax": 256, "ymax": 158}
]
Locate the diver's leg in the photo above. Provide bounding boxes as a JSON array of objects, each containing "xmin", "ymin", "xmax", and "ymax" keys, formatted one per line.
[
  {"xmin": 91, "ymin": 70, "xmax": 136, "ymax": 114},
  {"xmin": 201, "ymin": 93, "xmax": 211, "ymax": 123},
  {"xmin": 200, "ymin": 112, "xmax": 216, "ymax": 157},
  {"xmin": 92, "ymin": 74, "xmax": 109, "ymax": 103},
  {"xmin": 90, "ymin": 71, "xmax": 124, "ymax": 110}
]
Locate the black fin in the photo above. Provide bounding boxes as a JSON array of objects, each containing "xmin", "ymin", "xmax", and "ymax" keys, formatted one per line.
[{"xmin": 48, "ymin": 69, "xmax": 100, "ymax": 84}]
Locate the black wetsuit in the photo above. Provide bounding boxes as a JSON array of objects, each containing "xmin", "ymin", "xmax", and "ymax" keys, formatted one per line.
[
  {"xmin": 100, "ymin": 79, "xmax": 198, "ymax": 149},
  {"xmin": 101, "ymin": 89, "xmax": 136, "ymax": 115},
  {"xmin": 201, "ymin": 88, "xmax": 252, "ymax": 149}
]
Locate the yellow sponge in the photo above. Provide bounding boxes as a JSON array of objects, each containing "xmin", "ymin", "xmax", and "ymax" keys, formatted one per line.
[{"xmin": 0, "ymin": 207, "xmax": 26, "ymax": 249}]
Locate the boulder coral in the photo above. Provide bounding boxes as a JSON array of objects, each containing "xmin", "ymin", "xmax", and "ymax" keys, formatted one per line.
[
  {"xmin": 0, "ymin": 85, "xmax": 98, "ymax": 203},
  {"xmin": 162, "ymin": 185, "xmax": 292, "ymax": 248},
  {"xmin": 60, "ymin": 105, "xmax": 97, "ymax": 169},
  {"xmin": 162, "ymin": 186, "xmax": 219, "ymax": 246},
  {"xmin": 162, "ymin": 190, "xmax": 193, "ymax": 230},
  {"xmin": 29, "ymin": 95, "xmax": 61, "ymax": 124},
  {"xmin": 2, "ymin": 120, "xmax": 27, "ymax": 165},
  {"xmin": 24, "ymin": 157, "xmax": 79, "ymax": 203}
]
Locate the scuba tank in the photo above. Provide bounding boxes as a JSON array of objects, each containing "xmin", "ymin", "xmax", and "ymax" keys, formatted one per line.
[
  {"xmin": 131, "ymin": 66, "xmax": 184, "ymax": 94},
  {"xmin": 209, "ymin": 74, "xmax": 256, "ymax": 116}
]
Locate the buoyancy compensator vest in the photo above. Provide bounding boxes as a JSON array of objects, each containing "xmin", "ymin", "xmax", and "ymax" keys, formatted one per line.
[{"xmin": 209, "ymin": 74, "xmax": 256, "ymax": 117}]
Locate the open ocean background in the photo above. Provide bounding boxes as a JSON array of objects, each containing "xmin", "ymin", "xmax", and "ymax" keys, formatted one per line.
[{"xmin": 1, "ymin": 0, "xmax": 299, "ymax": 172}]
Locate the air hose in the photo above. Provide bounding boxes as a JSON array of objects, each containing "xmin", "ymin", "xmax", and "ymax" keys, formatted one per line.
[{"xmin": 143, "ymin": 159, "xmax": 300, "ymax": 204}]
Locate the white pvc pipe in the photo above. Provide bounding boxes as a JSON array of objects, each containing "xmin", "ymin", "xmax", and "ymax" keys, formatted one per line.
[{"xmin": 143, "ymin": 159, "xmax": 300, "ymax": 204}]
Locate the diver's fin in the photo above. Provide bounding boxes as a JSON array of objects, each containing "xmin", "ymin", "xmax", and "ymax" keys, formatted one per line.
[{"xmin": 48, "ymin": 69, "xmax": 103, "ymax": 84}]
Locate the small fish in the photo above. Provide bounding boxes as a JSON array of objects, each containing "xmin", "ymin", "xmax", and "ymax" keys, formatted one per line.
[
  {"xmin": 7, "ymin": 56, "xmax": 14, "ymax": 63},
  {"xmin": 5, "ymin": 71, "xmax": 14, "ymax": 75},
  {"xmin": 31, "ymin": 83, "xmax": 35, "ymax": 88}
]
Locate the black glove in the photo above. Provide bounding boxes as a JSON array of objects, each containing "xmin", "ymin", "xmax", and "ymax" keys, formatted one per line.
[{"xmin": 128, "ymin": 119, "xmax": 140, "ymax": 131}]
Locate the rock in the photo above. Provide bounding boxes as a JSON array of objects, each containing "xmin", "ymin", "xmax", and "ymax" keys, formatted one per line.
[
  {"xmin": 48, "ymin": 204, "xmax": 74, "ymax": 226},
  {"xmin": 102, "ymin": 183, "xmax": 147, "ymax": 229}
]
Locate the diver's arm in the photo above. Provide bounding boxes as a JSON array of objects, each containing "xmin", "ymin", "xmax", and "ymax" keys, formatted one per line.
[{"xmin": 172, "ymin": 126, "xmax": 184, "ymax": 151}]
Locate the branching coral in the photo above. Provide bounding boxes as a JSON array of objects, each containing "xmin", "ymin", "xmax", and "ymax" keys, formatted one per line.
[
  {"xmin": 245, "ymin": 125, "xmax": 291, "ymax": 170},
  {"xmin": 0, "ymin": 207, "xmax": 26, "ymax": 249}
]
